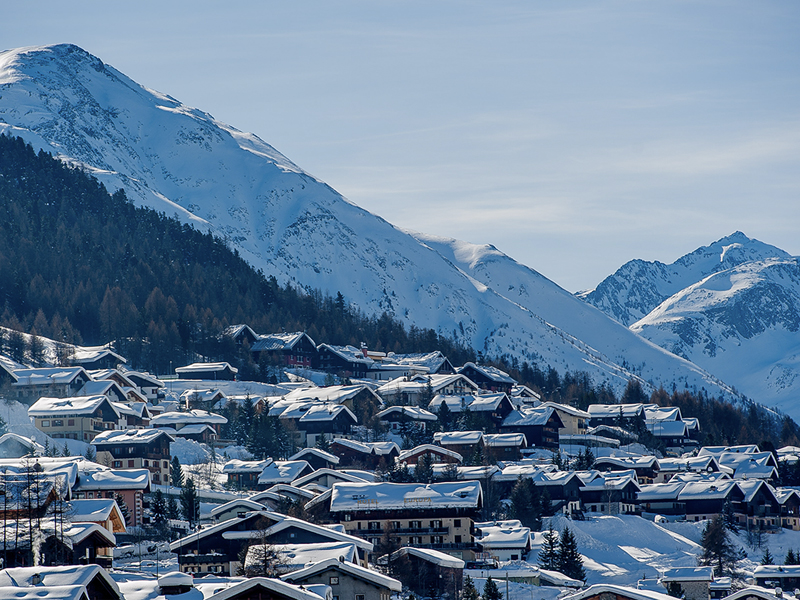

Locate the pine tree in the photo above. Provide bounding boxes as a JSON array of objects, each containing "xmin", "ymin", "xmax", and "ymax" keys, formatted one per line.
[
  {"xmin": 315, "ymin": 432, "xmax": 331, "ymax": 452},
  {"xmin": 481, "ymin": 576, "xmax": 503, "ymax": 600},
  {"xmin": 436, "ymin": 401, "xmax": 452, "ymax": 432},
  {"xmin": 415, "ymin": 452, "xmax": 435, "ymax": 484},
  {"xmin": 62, "ymin": 441, "xmax": 70, "ymax": 457},
  {"xmin": 171, "ymin": 456, "xmax": 184, "ymax": 488},
  {"xmin": 584, "ymin": 447, "xmax": 595, "ymax": 470},
  {"xmin": 762, "ymin": 548, "xmax": 774, "ymax": 565},
  {"xmin": 167, "ymin": 495, "xmax": 180, "ymax": 520},
  {"xmin": 463, "ymin": 576, "xmax": 480, "ymax": 600},
  {"xmin": 84, "ymin": 445, "xmax": 96, "ymax": 461},
  {"xmin": 700, "ymin": 515, "xmax": 740, "ymax": 576},
  {"xmin": 509, "ymin": 478, "xmax": 541, "ymax": 530},
  {"xmin": 180, "ymin": 477, "xmax": 200, "ymax": 527},
  {"xmin": 151, "ymin": 489, "xmax": 168, "ymax": 525},
  {"xmin": 539, "ymin": 525, "xmax": 560, "ymax": 570},
  {"xmin": 557, "ymin": 526, "xmax": 586, "ymax": 581},
  {"xmin": 114, "ymin": 493, "xmax": 130, "ymax": 526},
  {"xmin": 786, "ymin": 548, "xmax": 798, "ymax": 565}
]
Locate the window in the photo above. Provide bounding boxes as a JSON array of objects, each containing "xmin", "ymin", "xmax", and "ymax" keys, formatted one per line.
[
  {"xmin": 390, "ymin": 521, "xmax": 401, "ymax": 530},
  {"xmin": 289, "ymin": 532, "xmax": 296, "ymax": 539},
  {"xmin": 430, "ymin": 520, "xmax": 442, "ymax": 528},
  {"xmin": 356, "ymin": 595, "xmax": 365, "ymax": 600},
  {"xmin": 329, "ymin": 577, "xmax": 339, "ymax": 586},
  {"xmin": 53, "ymin": 420, "xmax": 63, "ymax": 427},
  {"xmin": 68, "ymin": 419, "xmax": 75, "ymax": 426},
  {"xmin": 113, "ymin": 461, "xmax": 122, "ymax": 468},
  {"xmin": 143, "ymin": 460, "xmax": 149, "ymax": 467},
  {"xmin": 455, "ymin": 535, "xmax": 462, "ymax": 543},
  {"xmin": 410, "ymin": 521, "xmax": 421, "ymax": 529},
  {"xmin": 511, "ymin": 554, "xmax": 518, "ymax": 560},
  {"xmin": 41, "ymin": 421, "xmax": 50, "ymax": 427},
  {"xmin": 368, "ymin": 522, "xmax": 381, "ymax": 530},
  {"xmin": 153, "ymin": 473, "xmax": 160, "ymax": 482},
  {"xmin": 454, "ymin": 519, "xmax": 461, "ymax": 527},
  {"xmin": 344, "ymin": 514, "xmax": 352, "ymax": 521},
  {"xmin": 431, "ymin": 536, "xmax": 443, "ymax": 544},
  {"xmin": 410, "ymin": 536, "xmax": 422, "ymax": 544},
  {"xmin": 128, "ymin": 460, "xmax": 135, "ymax": 468},
  {"xmin": 163, "ymin": 461, "xmax": 169, "ymax": 468}
]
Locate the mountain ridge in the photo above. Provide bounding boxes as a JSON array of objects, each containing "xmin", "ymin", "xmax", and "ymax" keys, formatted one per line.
[{"xmin": 0, "ymin": 43, "xmax": 744, "ymax": 403}]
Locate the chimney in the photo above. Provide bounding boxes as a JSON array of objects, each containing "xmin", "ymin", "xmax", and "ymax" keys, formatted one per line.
[{"xmin": 360, "ymin": 342, "xmax": 368, "ymax": 358}]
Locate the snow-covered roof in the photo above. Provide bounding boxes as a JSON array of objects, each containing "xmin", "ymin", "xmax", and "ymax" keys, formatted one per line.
[
  {"xmin": 660, "ymin": 567, "xmax": 713, "ymax": 582},
  {"xmin": 502, "ymin": 406, "xmax": 559, "ymax": 427},
  {"xmin": 176, "ymin": 361, "xmax": 238, "ymax": 375},
  {"xmin": 0, "ymin": 433, "xmax": 44, "ymax": 457},
  {"xmin": 269, "ymin": 541, "xmax": 358, "ymax": 569},
  {"xmin": 289, "ymin": 447, "xmax": 340, "ymax": 464},
  {"xmin": 281, "ymin": 384, "xmax": 377, "ymax": 405},
  {"xmin": 157, "ymin": 571, "xmax": 194, "ymax": 589},
  {"xmin": 251, "ymin": 331, "xmax": 315, "ymax": 352},
  {"xmin": 594, "ymin": 455, "xmax": 659, "ymax": 470},
  {"xmin": 92, "ymin": 428, "xmax": 174, "ymax": 446},
  {"xmin": 329, "ymin": 480, "xmax": 482, "ymax": 512},
  {"xmin": 397, "ymin": 444, "xmax": 463, "ymax": 463},
  {"xmin": 433, "ymin": 431, "xmax": 483, "ymax": 445},
  {"xmin": 282, "ymin": 557, "xmax": 402, "ymax": 591},
  {"xmin": 71, "ymin": 346, "xmax": 127, "ymax": 365},
  {"xmin": 222, "ymin": 459, "xmax": 273, "ymax": 474},
  {"xmin": 737, "ymin": 479, "xmax": 778, "ymax": 504},
  {"xmin": 179, "ymin": 387, "xmax": 226, "ymax": 402},
  {"xmin": 0, "ymin": 585, "xmax": 88, "ymax": 600},
  {"xmin": 63, "ymin": 522, "xmax": 116, "ymax": 547},
  {"xmin": 123, "ymin": 370, "xmax": 165, "ymax": 388},
  {"xmin": 458, "ymin": 362, "xmax": 516, "ymax": 384},
  {"xmin": 12, "ymin": 367, "xmax": 88, "ymax": 386},
  {"xmin": 377, "ymin": 373, "xmax": 478, "ymax": 396},
  {"xmin": 428, "ymin": 393, "xmax": 510, "ymax": 414},
  {"xmin": 646, "ymin": 420, "xmax": 688, "ymax": 438},
  {"xmin": 207, "ymin": 577, "xmax": 324, "ymax": 600},
  {"xmin": 70, "ymin": 498, "xmax": 125, "ymax": 528},
  {"xmin": 298, "ymin": 403, "xmax": 357, "ymax": 423},
  {"xmin": 564, "ymin": 584, "xmax": 676, "ymax": 600},
  {"xmin": 483, "ymin": 433, "xmax": 527, "ymax": 448},
  {"xmin": 292, "ymin": 468, "xmax": 370, "ymax": 490},
  {"xmin": 677, "ymin": 480, "xmax": 740, "ymax": 500},
  {"xmin": 75, "ymin": 466, "xmax": 150, "ymax": 491},
  {"xmin": 580, "ymin": 473, "xmax": 640, "ymax": 492},
  {"xmin": 150, "ymin": 409, "xmax": 228, "ymax": 426},
  {"xmin": 257, "ymin": 460, "xmax": 311, "ymax": 485},
  {"xmin": 588, "ymin": 404, "xmax": 646, "ymax": 419},
  {"xmin": 637, "ymin": 482, "xmax": 686, "ymax": 501},
  {"xmin": 330, "ymin": 438, "xmax": 399, "ymax": 455},
  {"xmin": 318, "ymin": 344, "xmax": 374, "ymax": 365},
  {"xmin": 376, "ymin": 405, "xmax": 438, "ymax": 421},
  {"xmin": 643, "ymin": 405, "xmax": 682, "ymax": 422},
  {"xmin": 0, "ymin": 564, "xmax": 120, "ymax": 594},
  {"xmin": 391, "ymin": 547, "xmax": 465, "ymax": 569},
  {"xmin": 476, "ymin": 524, "xmax": 531, "ymax": 548},
  {"xmin": 540, "ymin": 402, "xmax": 591, "ymax": 419},
  {"xmin": 28, "ymin": 395, "xmax": 118, "ymax": 418}
]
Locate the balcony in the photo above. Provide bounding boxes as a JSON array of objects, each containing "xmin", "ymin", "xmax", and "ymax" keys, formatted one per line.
[{"xmin": 354, "ymin": 527, "xmax": 449, "ymax": 536}]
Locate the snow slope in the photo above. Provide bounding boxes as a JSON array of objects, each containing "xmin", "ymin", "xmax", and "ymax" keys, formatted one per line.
[
  {"xmin": 0, "ymin": 44, "xmax": 738, "ymax": 399},
  {"xmin": 630, "ymin": 258, "xmax": 800, "ymax": 417}
]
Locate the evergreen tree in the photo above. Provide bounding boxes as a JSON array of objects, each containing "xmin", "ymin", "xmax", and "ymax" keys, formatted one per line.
[
  {"xmin": 151, "ymin": 489, "xmax": 168, "ymax": 525},
  {"xmin": 436, "ymin": 401, "xmax": 453, "ymax": 432},
  {"xmin": 557, "ymin": 526, "xmax": 586, "ymax": 581},
  {"xmin": 180, "ymin": 477, "xmax": 200, "ymax": 527},
  {"xmin": 481, "ymin": 576, "xmax": 503, "ymax": 600},
  {"xmin": 171, "ymin": 456, "xmax": 184, "ymax": 488},
  {"xmin": 114, "ymin": 493, "xmax": 130, "ymax": 526},
  {"xmin": 762, "ymin": 548, "xmax": 774, "ymax": 565},
  {"xmin": 786, "ymin": 548, "xmax": 798, "ymax": 565},
  {"xmin": 167, "ymin": 495, "xmax": 180, "ymax": 520},
  {"xmin": 62, "ymin": 441, "xmax": 70, "ymax": 457},
  {"xmin": 584, "ymin": 447, "xmax": 595, "ymax": 470},
  {"xmin": 463, "ymin": 576, "xmax": 480, "ymax": 600},
  {"xmin": 538, "ymin": 525, "xmax": 560, "ymax": 570},
  {"xmin": 700, "ymin": 515, "xmax": 740, "ymax": 576},
  {"xmin": 415, "ymin": 452, "xmax": 435, "ymax": 484},
  {"xmin": 315, "ymin": 432, "xmax": 331, "ymax": 452},
  {"xmin": 84, "ymin": 445, "xmax": 96, "ymax": 461},
  {"xmin": 508, "ymin": 478, "xmax": 541, "ymax": 530},
  {"xmin": 722, "ymin": 499, "xmax": 739, "ymax": 533}
]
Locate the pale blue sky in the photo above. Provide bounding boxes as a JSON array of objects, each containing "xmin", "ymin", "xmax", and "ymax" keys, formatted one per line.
[{"xmin": 5, "ymin": 1, "xmax": 800, "ymax": 291}]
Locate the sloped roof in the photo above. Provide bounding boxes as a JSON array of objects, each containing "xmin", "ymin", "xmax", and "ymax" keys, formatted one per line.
[
  {"xmin": 483, "ymin": 433, "xmax": 527, "ymax": 448},
  {"xmin": 433, "ymin": 431, "xmax": 483, "ymax": 445},
  {"xmin": 13, "ymin": 367, "xmax": 88, "ymax": 386},
  {"xmin": 29, "ymin": 395, "xmax": 119, "ymax": 418},
  {"xmin": 150, "ymin": 409, "xmax": 228, "ymax": 426},
  {"xmin": 282, "ymin": 557, "xmax": 402, "ymax": 591},
  {"xmin": 457, "ymin": 362, "xmax": 516, "ymax": 384},
  {"xmin": 376, "ymin": 405, "xmax": 438, "ymax": 421},
  {"xmin": 206, "ymin": 577, "xmax": 324, "ymax": 600},
  {"xmin": 587, "ymin": 404, "xmax": 646, "ymax": 419},
  {"xmin": 75, "ymin": 466, "xmax": 150, "ymax": 491},
  {"xmin": 222, "ymin": 459, "xmax": 273, "ymax": 474},
  {"xmin": 390, "ymin": 547, "xmax": 465, "ymax": 569},
  {"xmin": 289, "ymin": 447, "xmax": 340, "ymax": 464},
  {"xmin": 92, "ymin": 428, "xmax": 174, "ymax": 446},
  {"xmin": 298, "ymin": 403, "xmax": 357, "ymax": 423},
  {"xmin": 175, "ymin": 362, "xmax": 238, "ymax": 375},
  {"xmin": 397, "ymin": 444, "xmax": 463, "ymax": 463},
  {"xmin": 251, "ymin": 331, "xmax": 315, "ymax": 352},
  {"xmin": 502, "ymin": 406, "xmax": 561, "ymax": 428},
  {"xmin": 317, "ymin": 344, "xmax": 374, "ymax": 365},
  {"xmin": 257, "ymin": 460, "xmax": 312, "ymax": 485}
]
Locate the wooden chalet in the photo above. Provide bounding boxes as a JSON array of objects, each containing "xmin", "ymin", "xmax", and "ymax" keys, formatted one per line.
[
  {"xmin": 250, "ymin": 331, "xmax": 318, "ymax": 369},
  {"xmin": 456, "ymin": 362, "xmax": 516, "ymax": 393}
]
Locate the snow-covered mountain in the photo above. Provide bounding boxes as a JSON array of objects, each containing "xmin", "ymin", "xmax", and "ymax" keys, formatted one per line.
[
  {"xmin": 578, "ymin": 232, "xmax": 791, "ymax": 327},
  {"xmin": 0, "ymin": 44, "xmax": 740, "ymax": 400},
  {"xmin": 579, "ymin": 233, "xmax": 800, "ymax": 418},
  {"xmin": 630, "ymin": 257, "xmax": 800, "ymax": 415}
]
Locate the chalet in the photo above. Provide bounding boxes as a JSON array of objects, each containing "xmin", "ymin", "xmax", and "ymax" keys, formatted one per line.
[
  {"xmin": 86, "ymin": 369, "xmax": 136, "ymax": 391},
  {"xmin": 180, "ymin": 388, "xmax": 227, "ymax": 411},
  {"xmin": 292, "ymin": 468, "xmax": 371, "ymax": 493},
  {"xmin": 29, "ymin": 395, "xmax": 121, "ymax": 442},
  {"xmin": 388, "ymin": 547, "xmax": 464, "ymax": 599},
  {"xmin": 316, "ymin": 344, "xmax": 373, "ymax": 378},
  {"xmin": 70, "ymin": 347, "xmax": 127, "ymax": 371},
  {"xmin": 260, "ymin": 483, "xmax": 316, "ymax": 506},
  {"xmin": 365, "ymin": 350, "xmax": 455, "ymax": 382},
  {"xmin": 0, "ymin": 433, "xmax": 44, "ymax": 458},
  {"xmin": 329, "ymin": 439, "xmax": 400, "ymax": 470},
  {"xmin": 328, "ymin": 480, "xmax": 483, "ymax": 560},
  {"xmin": 775, "ymin": 488, "xmax": 800, "ymax": 530},
  {"xmin": 588, "ymin": 403, "xmax": 647, "ymax": 429},
  {"xmin": 397, "ymin": 444, "xmax": 463, "ymax": 466},
  {"xmin": 474, "ymin": 521, "xmax": 531, "ymax": 562},
  {"xmin": 275, "ymin": 384, "xmax": 383, "ymax": 426},
  {"xmin": 222, "ymin": 459, "xmax": 273, "ymax": 489},
  {"xmin": 482, "ymin": 433, "xmax": 527, "ymax": 461},
  {"xmin": 647, "ymin": 420, "xmax": 692, "ymax": 450},
  {"xmin": 715, "ymin": 451, "xmax": 779, "ymax": 481},
  {"xmin": 12, "ymin": 367, "xmax": 92, "ymax": 404},
  {"xmin": 433, "ymin": 431, "xmax": 484, "ymax": 460},
  {"xmin": 654, "ymin": 455, "xmax": 721, "ymax": 483},
  {"xmin": 289, "ymin": 447, "xmax": 340, "ymax": 470},
  {"xmin": 250, "ymin": 331, "xmax": 318, "ymax": 369},
  {"xmin": 0, "ymin": 565, "xmax": 123, "ymax": 600},
  {"xmin": 637, "ymin": 482, "xmax": 687, "ymax": 517},
  {"xmin": 540, "ymin": 402, "xmax": 590, "ymax": 436},
  {"xmin": 737, "ymin": 479, "xmax": 781, "ymax": 531},
  {"xmin": 385, "ymin": 351, "xmax": 456, "ymax": 375},
  {"xmin": 207, "ymin": 499, "xmax": 268, "ymax": 522},
  {"xmin": 579, "ymin": 472, "xmax": 641, "ymax": 515},
  {"xmin": 500, "ymin": 406, "xmax": 563, "ymax": 450},
  {"xmin": 753, "ymin": 565, "xmax": 800, "ymax": 590},
  {"xmin": 71, "ymin": 498, "xmax": 127, "ymax": 536},
  {"xmin": 428, "ymin": 393, "xmax": 515, "ymax": 428},
  {"xmin": 292, "ymin": 403, "xmax": 359, "ymax": 447},
  {"xmin": 376, "ymin": 405, "xmax": 438, "ymax": 433},
  {"xmin": 72, "ymin": 465, "xmax": 151, "ymax": 527},
  {"xmin": 175, "ymin": 361, "xmax": 238, "ymax": 381},
  {"xmin": 563, "ymin": 584, "xmax": 676, "ymax": 600},
  {"xmin": 593, "ymin": 456, "xmax": 660, "ymax": 484},
  {"xmin": 225, "ymin": 324, "xmax": 260, "ymax": 347},
  {"xmin": 282, "ymin": 557, "xmax": 402, "ymax": 600},
  {"xmin": 678, "ymin": 480, "xmax": 744, "ymax": 522},
  {"xmin": 92, "ymin": 428, "xmax": 173, "ymax": 485},
  {"xmin": 150, "ymin": 409, "xmax": 228, "ymax": 436},
  {"xmin": 169, "ymin": 510, "xmax": 372, "ymax": 576},
  {"xmin": 122, "ymin": 371, "xmax": 164, "ymax": 401},
  {"xmin": 377, "ymin": 374, "xmax": 479, "ymax": 406},
  {"xmin": 457, "ymin": 363, "xmax": 516, "ymax": 393}
]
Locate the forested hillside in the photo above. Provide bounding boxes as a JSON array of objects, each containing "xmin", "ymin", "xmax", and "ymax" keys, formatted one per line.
[{"xmin": 0, "ymin": 135, "xmax": 475, "ymax": 373}]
